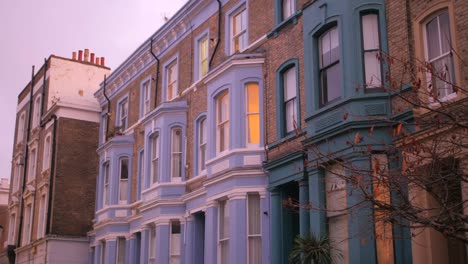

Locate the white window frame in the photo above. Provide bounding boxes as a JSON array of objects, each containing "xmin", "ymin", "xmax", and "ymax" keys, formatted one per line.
[
  {"xmin": 22, "ymin": 203, "xmax": 33, "ymax": 246},
  {"xmin": 28, "ymin": 148, "xmax": 37, "ymax": 182},
  {"xmin": 170, "ymin": 221, "xmax": 181, "ymax": 264},
  {"xmin": 198, "ymin": 35, "xmax": 209, "ymax": 79},
  {"xmin": 171, "ymin": 127, "xmax": 183, "ymax": 180},
  {"xmin": 103, "ymin": 162, "xmax": 110, "ymax": 206},
  {"xmin": 423, "ymin": 10, "xmax": 456, "ymax": 102},
  {"xmin": 230, "ymin": 7, "xmax": 247, "ymax": 54},
  {"xmin": 117, "ymin": 237, "xmax": 126, "ymax": 264},
  {"xmin": 118, "ymin": 98, "xmax": 129, "ymax": 131},
  {"xmin": 149, "ymin": 225, "xmax": 156, "ymax": 263},
  {"xmin": 37, "ymin": 194, "xmax": 46, "ymax": 238},
  {"xmin": 198, "ymin": 117, "xmax": 207, "ymax": 174},
  {"xmin": 166, "ymin": 60, "xmax": 178, "ymax": 101},
  {"xmin": 151, "ymin": 134, "xmax": 160, "ymax": 184},
  {"xmin": 217, "ymin": 91, "xmax": 230, "ymax": 153},
  {"xmin": 247, "ymin": 193, "xmax": 262, "ymax": 264},
  {"xmin": 33, "ymin": 96, "xmax": 42, "ymax": 128},
  {"xmin": 218, "ymin": 200, "xmax": 230, "ymax": 264},
  {"xmin": 13, "ymin": 159, "xmax": 20, "ymax": 192},
  {"xmin": 282, "ymin": 0, "xmax": 295, "ymax": 20},
  {"xmin": 8, "ymin": 213, "xmax": 16, "ymax": 245},
  {"xmin": 141, "ymin": 79, "xmax": 151, "ymax": 117},
  {"xmin": 119, "ymin": 157, "xmax": 129, "ymax": 203},
  {"xmin": 245, "ymin": 83, "xmax": 260, "ymax": 146},
  {"xmin": 42, "ymin": 134, "xmax": 51, "ymax": 171},
  {"xmin": 138, "ymin": 150, "xmax": 144, "ymax": 199},
  {"xmin": 17, "ymin": 112, "xmax": 25, "ymax": 144}
]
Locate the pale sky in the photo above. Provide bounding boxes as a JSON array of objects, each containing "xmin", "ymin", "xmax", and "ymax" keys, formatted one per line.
[{"xmin": 0, "ymin": 0, "xmax": 188, "ymax": 181}]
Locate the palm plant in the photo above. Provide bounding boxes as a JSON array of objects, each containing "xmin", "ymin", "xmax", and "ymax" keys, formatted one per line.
[{"xmin": 289, "ymin": 233, "xmax": 342, "ymax": 264}]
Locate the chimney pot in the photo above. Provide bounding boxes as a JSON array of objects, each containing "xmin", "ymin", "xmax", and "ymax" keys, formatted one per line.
[
  {"xmin": 78, "ymin": 50, "xmax": 83, "ymax": 61},
  {"xmin": 96, "ymin": 57, "xmax": 100, "ymax": 65},
  {"xmin": 72, "ymin": 52, "xmax": 77, "ymax": 60},
  {"xmin": 101, "ymin": 57, "xmax": 105, "ymax": 66},
  {"xmin": 84, "ymin": 49, "xmax": 90, "ymax": 62},
  {"xmin": 90, "ymin": 53, "xmax": 95, "ymax": 64}
]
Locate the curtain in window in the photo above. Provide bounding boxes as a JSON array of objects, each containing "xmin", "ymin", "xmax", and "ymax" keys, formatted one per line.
[
  {"xmin": 171, "ymin": 128, "xmax": 182, "ymax": 178},
  {"xmin": 362, "ymin": 14, "xmax": 382, "ymax": 88},
  {"xmin": 219, "ymin": 201, "xmax": 230, "ymax": 264},
  {"xmin": 246, "ymin": 83, "xmax": 260, "ymax": 144},
  {"xmin": 119, "ymin": 158, "xmax": 129, "ymax": 201},
  {"xmin": 284, "ymin": 67, "xmax": 297, "ymax": 133},
  {"xmin": 248, "ymin": 194, "xmax": 262, "ymax": 264}
]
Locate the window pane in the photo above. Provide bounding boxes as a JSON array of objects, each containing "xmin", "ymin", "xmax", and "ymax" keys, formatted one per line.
[
  {"xmin": 431, "ymin": 54, "xmax": 454, "ymax": 98},
  {"xmin": 248, "ymin": 194, "xmax": 261, "ymax": 234},
  {"xmin": 426, "ymin": 17, "xmax": 441, "ymax": 60},
  {"xmin": 285, "ymin": 99, "xmax": 296, "ymax": 133},
  {"xmin": 362, "ymin": 14, "xmax": 379, "ymax": 50},
  {"xmin": 439, "ymin": 12, "xmax": 451, "ymax": 54},
  {"xmin": 221, "ymin": 240, "xmax": 229, "ymax": 264},
  {"xmin": 120, "ymin": 158, "xmax": 128, "ymax": 180},
  {"xmin": 284, "ymin": 67, "xmax": 296, "ymax": 101},
  {"xmin": 364, "ymin": 51, "xmax": 382, "ymax": 88},
  {"xmin": 320, "ymin": 31, "xmax": 331, "ymax": 66},
  {"xmin": 171, "ymin": 128, "xmax": 182, "ymax": 178},
  {"xmin": 117, "ymin": 238, "xmax": 126, "ymax": 264},
  {"xmin": 248, "ymin": 237, "xmax": 262, "ymax": 264},
  {"xmin": 218, "ymin": 92, "xmax": 229, "ymax": 152},
  {"xmin": 323, "ymin": 63, "xmax": 341, "ymax": 103},
  {"xmin": 119, "ymin": 158, "xmax": 128, "ymax": 202}
]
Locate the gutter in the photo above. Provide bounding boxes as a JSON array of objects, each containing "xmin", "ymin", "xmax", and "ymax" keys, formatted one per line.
[
  {"xmin": 103, "ymin": 75, "xmax": 111, "ymax": 141},
  {"xmin": 15, "ymin": 66, "xmax": 35, "ymax": 249},
  {"xmin": 209, "ymin": 0, "xmax": 222, "ymax": 69},
  {"xmin": 150, "ymin": 39, "xmax": 160, "ymax": 108}
]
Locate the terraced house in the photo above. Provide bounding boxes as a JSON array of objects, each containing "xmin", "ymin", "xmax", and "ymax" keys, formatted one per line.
[
  {"xmin": 88, "ymin": 0, "xmax": 468, "ymax": 263},
  {"xmin": 89, "ymin": 0, "xmax": 270, "ymax": 263},
  {"xmin": 8, "ymin": 52, "xmax": 109, "ymax": 264}
]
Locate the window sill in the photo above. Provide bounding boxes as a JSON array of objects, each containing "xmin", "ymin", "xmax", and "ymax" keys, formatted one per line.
[{"xmin": 267, "ymin": 11, "xmax": 302, "ymax": 38}]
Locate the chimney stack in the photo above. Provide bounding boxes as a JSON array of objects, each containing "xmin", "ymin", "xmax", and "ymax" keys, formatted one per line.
[
  {"xmin": 90, "ymin": 53, "xmax": 95, "ymax": 64},
  {"xmin": 72, "ymin": 51, "xmax": 77, "ymax": 60},
  {"xmin": 84, "ymin": 49, "xmax": 90, "ymax": 62},
  {"xmin": 78, "ymin": 50, "xmax": 83, "ymax": 61}
]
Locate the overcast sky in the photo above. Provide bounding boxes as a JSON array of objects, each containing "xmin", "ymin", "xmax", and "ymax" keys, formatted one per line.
[{"xmin": 0, "ymin": 0, "xmax": 187, "ymax": 181}]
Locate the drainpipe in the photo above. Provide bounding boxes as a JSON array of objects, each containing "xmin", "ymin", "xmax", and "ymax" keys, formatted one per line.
[
  {"xmin": 16, "ymin": 66, "xmax": 35, "ymax": 249},
  {"xmin": 40, "ymin": 58, "xmax": 47, "ymax": 117},
  {"xmin": 150, "ymin": 39, "xmax": 160, "ymax": 107},
  {"xmin": 103, "ymin": 75, "xmax": 111, "ymax": 141},
  {"xmin": 209, "ymin": 0, "xmax": 222, "ymax": 69},
  {"xmin": 44, "ymin": 115, "xmax": 57, "ymax": 235}
]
